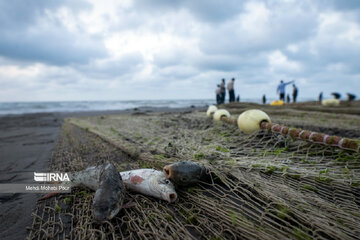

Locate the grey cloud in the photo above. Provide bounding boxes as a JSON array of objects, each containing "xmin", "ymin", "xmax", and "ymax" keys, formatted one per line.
[
  {"xmin": 329, "ymin": 0, "xmax": 360, "ymax": 10},
  {"xmin": 200, "ymin": 2, "xmax": 317, "ymax": 56},
  {"xmin": 153, "ymin": 47, "xmax": 268, "ymax": 73},
  {"xmin": 0, "ymin": 0, "xmax": 105, "ymax": 65},
  {"xmin": 153, "ymin": 50, "xmax": 187, "ymax": 69},
  {"xmin": 193, "ymin": 54, "xmax": 267, "ymax": 72},
  {"xmin": 134, "ymin": 0, "xmax": 244, "ymax": 23},
  {"xmin": 0, "ymin": 0, "xmax": 359, "ymax": 101},
  {"xmin": 78, "ymin": 52, "xmax": 144, "ymax": 79},
  {"xmin": 155, "ymin": 66, "xmax": 198, "ymax": 79},
  {"xmin": 0, "ymin": 29, "xmax": 107, "ymax": 65},
  {"xmin": 0, "ymin": 0, "xmax": 91, "ymax": 29},
  {"xmin": 284, "ymin": 40, "xmax": 360, "ymax": 76}
]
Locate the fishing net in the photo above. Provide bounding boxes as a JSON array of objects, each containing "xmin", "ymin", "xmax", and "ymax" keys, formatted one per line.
[{"xmin": 27, "ymin": 104, "xmax": 360, "ymax": 240}]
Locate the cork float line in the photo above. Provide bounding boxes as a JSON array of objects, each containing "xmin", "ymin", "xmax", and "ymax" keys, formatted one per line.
[
  {"xmin": 206, "ymin": 106, "xmax": 360, "ymax": 152},
  {"xmin": 207, "ymin": 105, "xmax": 218, "ymax": 118},
  {"xmin": 259, "ymin": 121, "xmax": 360, "ymax": 152},
  {"xmin": 213, "ymin": 109, "xmax": 231, "ymax": 122}
]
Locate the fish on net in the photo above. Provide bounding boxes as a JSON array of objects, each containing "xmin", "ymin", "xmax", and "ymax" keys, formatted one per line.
[{"xmin": 27, "ymin": 110, "xmax": 360, "ymax": 239}]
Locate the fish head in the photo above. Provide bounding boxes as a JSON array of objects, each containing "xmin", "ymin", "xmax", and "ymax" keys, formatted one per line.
[
  {"xmin": 163, "ymin": 161, "xmax": 205, "ymax": 186},
  {"xmin": 92, "ymin": 163, "xmax": 125, "ymax": 221},
  {"xmin": 150, "ymin": 172, "xmax": 177, "ymax": 203},
  {"xmin": 92, "ymin": 187, "xmax": 121, "ymax": 221}
]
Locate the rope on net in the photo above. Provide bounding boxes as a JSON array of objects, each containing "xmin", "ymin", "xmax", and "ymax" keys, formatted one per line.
[{"xmin": 209, "ymin": 106, "xmax": 360, "ymax": 152}]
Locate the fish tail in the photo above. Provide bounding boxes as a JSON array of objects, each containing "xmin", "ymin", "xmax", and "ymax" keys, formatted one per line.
[
  {"xmin": 38, "ymin": 192, "xmax": 58, "ymax": 200},
  {"xmin": 122, "ymin": 200, "xmax": 136, "ymax": 209}
]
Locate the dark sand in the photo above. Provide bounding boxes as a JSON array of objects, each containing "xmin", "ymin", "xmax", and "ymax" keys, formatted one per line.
[
  {"xmin": 0, "ymin": 106, "xmax": 204, "ymax": 240},
  {"xmin": 0, "ymin": 113, "xmax": 61, "ymax": 240}
]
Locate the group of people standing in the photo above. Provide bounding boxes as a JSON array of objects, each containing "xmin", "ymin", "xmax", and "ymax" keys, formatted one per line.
[
  {"xmin": 215, "ymin": 78, "xmax": 357, "ymax": 105},
  {"xmin": 215, "ymin": 78, "xmax": 300, "ymax": 105},
  {"xmin": 277, "ymin": 80, "xmax": 298, "ymax": 103},
  {"xmin": 263, "ymin": 80, "xmax": 298, "ymax": 104},
  {"xmin": 216, "ymin": 78, "xmax": 237, "ymax": 104}
]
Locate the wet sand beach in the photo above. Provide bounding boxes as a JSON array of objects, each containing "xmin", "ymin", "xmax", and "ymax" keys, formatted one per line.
[{"xmin": 0, "ymin": 113, "xmax": 62, "ymax": 240}]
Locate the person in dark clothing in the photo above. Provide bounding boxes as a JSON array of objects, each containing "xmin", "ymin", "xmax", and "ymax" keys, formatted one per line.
[
  {"xmin": 236, "ymin": 95, "xmax": 240, "ymax": 102},
  {"xmin": 286, "ymin": 94, "xmax": 291, "ymax": 103},
  {"xmin": 216, "ymin": 85, "xmax": 221, "ymax": 105},
  {"xmin": 220, "ymin": 79, "xmax": 226, "ymax": 104},
  {"xmin": 331, "ymin": 92, "xmax": 341, "ymax": 99},
  {"xmin": 318, "ymin": 92, "xmax": 323, "ymax": 103},
  {"xmin": 227, "ymin": 78, "xmax": 235, "ymax": 102},
  {"xmin": 347, "ymin": 93, "xmax": 356, "ymax": 101},
  {"xmin": 262, "ymin": 95, "xmax": 266, "ymax": 104},
  {"xmin": 292, "ymin": 84, "xmax": 298, "ymax": 103}
]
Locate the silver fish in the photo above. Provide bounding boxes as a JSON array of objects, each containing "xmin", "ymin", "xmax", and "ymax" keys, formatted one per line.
[{"xmin": 120, "ymin": 169, "xmax": 177, "ymax": 203}]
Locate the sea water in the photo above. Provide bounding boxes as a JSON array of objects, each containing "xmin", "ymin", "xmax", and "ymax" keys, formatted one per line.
[
  {"xmin": 0, "ymin": 99, "xmax": 216, "ymax": 115},
  {"xmin": 0, "ymin": 98, "xmax": 315, "ymax": 115}
]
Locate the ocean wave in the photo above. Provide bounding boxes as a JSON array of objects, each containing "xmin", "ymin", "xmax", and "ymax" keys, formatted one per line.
[
  {"xmin": 0, "ymin": 99, "xmax": 214, "ymax": 115},
  {"xmin": 0, "ymin": 98, "xmax": 316, "ymax": 115}
]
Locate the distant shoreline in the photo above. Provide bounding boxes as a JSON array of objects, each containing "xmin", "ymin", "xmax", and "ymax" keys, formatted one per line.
[{"xmin": 0, "ymin": 98, "xmax": 319, "ymax": 116}]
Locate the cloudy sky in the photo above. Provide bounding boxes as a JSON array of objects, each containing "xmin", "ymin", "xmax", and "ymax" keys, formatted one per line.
[{"xmin": 0, "ymin": 0, "xmax": 359, "ymax": 102}]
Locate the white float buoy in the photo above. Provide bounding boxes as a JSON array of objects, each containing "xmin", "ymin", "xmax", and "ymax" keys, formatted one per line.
[
  {"xmin": 321, "ymin": 99, "xmax": 340, "ymax": 107},
  {"xmin": 237, "ymin": 109, "xmax": 271, "ymax": 134},
  {"xmin": 213, "ymin": 109, "xmax": 230, "ymax": 121},
  {"xmin": 206, "ymin": 105, "xmax": 218, "ymax": 118}
]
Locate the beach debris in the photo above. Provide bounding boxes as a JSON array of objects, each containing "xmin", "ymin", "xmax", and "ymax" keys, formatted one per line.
[
  {"xmin": 39, "ymin": 163, "xmax": 126, "ymax": 221},
  {"xmin": 322, "ymin": 99, "xmax": 340, "ymax": 106},
  {"xmin": 237, "ymin": 109, "xmax": 271, "ymax": 134},
  {"xmin": 163, "ymin": 161, "xmax": 207, "ymax": 186},
  {"xmin": 213, "ymin": 109, "xmax": 231, "ymax": 121},
  {"xmin": 206, "ymin": 105, "xmax": 218, "ymax": 118},
  {"xmin": 270, "ymin": 100, "xmax": 284, "ymax": 106},
  {"xmin": 120, "ymin": 169, "xmax": 177, "ymax": 203}
]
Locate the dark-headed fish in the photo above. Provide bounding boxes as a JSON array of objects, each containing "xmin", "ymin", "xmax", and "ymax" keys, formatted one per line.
[
  {"xmin": 93, "ymin": 164, "xmax": 125, "ymax": 221},
  {"xmin": 163, "ymin": 161, "xmax": 207, "ymax": 186},
  {"xmin": 40, "ymin": 163, "xmax": 125, "ymax": 222}
]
